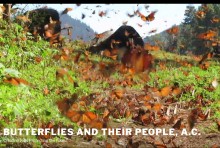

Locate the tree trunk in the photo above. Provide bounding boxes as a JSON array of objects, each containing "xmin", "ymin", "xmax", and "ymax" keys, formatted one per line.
[{"xmin": 3, "ymin": 4, "xmax": 12, "ymax": 22}]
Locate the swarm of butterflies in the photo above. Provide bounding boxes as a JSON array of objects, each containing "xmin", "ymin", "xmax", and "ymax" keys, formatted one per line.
[{"xmin": 3, "ymin": 4, "xmax": 220, "ymax": 147}]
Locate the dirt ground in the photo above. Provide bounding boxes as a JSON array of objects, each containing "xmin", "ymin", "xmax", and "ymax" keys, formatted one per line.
[{"xmin": 3, "ymin": 119, "xmax": 220, "ymax": 148}]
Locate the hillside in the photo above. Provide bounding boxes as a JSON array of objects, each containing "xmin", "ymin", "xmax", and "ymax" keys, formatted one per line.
[
  {"xmin": 60, "ymin": 14, "xmax": 95, "ymax": 42},
  {"xmin": 144, "ymin": 29, "xmax": 169, "ymax": 44}
]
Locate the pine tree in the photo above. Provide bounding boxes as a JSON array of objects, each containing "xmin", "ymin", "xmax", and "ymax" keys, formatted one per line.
[{"xmin": 179, "ymin": 5, "xmax": 197, "ymax": 54}]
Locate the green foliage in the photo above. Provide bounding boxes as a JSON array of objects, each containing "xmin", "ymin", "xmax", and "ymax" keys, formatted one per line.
[
  {"xmin": 148, "ymin": 51, "xmax": 220, "ymax": 118},
  {"xmin": 0, "ymin": 20, "xmax": 74, "ymax": 130},
  {"xmin": 181, "ymin": 4, "xmax": 220, "ymax": 54},
  {"xmin": 182, "ymin": 5, "xmax": 197, "ymax": 25},
  {"xmin": 146, "ymin": 4, "xmax": 220, "ymax": 55}
]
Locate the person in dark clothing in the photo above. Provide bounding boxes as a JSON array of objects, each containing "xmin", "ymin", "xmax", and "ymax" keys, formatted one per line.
[
  {"xmin": 24, "ymin": 8, "xmax": 61, "ymax": 44},
  {"xmin": 89, "ymin": 25, "xmax": 144, "ymax": 55},
  {"xmin": 88, "ymin": 25, "xmax": 153, "ymax": 73}
]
